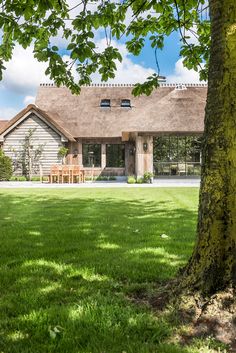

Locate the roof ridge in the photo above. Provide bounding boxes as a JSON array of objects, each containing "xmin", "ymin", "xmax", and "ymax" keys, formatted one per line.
[{"xmin": 39, "ymin": 82, "xmax": 208, "ymax": 88}]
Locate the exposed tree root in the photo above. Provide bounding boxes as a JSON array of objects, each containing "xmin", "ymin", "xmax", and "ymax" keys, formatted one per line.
[
  {"xmin": 152, "ymin": 283, "xmax": 236, "ymax": 352},
  {"xmin": 130, "ymin": 280, "xmax": 236, "ymax": 352}
]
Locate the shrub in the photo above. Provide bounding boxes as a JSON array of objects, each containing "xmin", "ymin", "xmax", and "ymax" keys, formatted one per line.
[
  {"xmin": 85, "ymin": 176, "xmax": 93, "ymax": 181},
  {"xmin": 96, "ymin": 176, "xmax": 113, "ymax": 181},
  {"xmin": 0, "ymin": 150, "xmax": 13, "ymax": 181},
  {"xmin": 143, "ymin": 171, "xmax": 154, "ymax": 183},
  {"xmin": 9, "ymin": 176, "xmax": 17, "ymax": 181},
  {"xmin": 9, "ymin": 176, "xmax": 27, "ymax": 181},
  {"xmin": 109, "ymin": 176, "xmax": 117, "ymax": 181},
  {"xmin": 17, "ymin": 176, "xmax": 27, "ymax": 181},
  {"xmin": 127, "ymin": 176, "xmax": 136, "ymax": 184},
  {"xmin": 31, "ymin": 176, "xmax": 41, "ymax": 181},
  {"xmin": 136, "ymin": 177, "xmax": 144, "ymax": 184}
]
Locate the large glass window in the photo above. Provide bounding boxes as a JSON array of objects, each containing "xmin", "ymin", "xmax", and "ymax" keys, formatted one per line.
[
  {"xmin": 106, "ymin": 144, "xmax": 125, "ymax": 167},
  {"xmin": 82, "ymin": 144, "xmax": 101, "ymax": 167},
  {"xmin": 153, "ymin": 135, "xmax": 202, "ymax": 176}
]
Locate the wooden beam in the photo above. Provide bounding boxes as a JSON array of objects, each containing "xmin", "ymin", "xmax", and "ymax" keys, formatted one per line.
[{"xmin": 122, "ymin": 131, "xmax": 130, "ymax": 142}]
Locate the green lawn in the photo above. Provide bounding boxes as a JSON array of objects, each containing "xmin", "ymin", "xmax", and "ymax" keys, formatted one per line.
[{"xmin": 0, "ymin": 188, "xmax": 200, "ymax": 353}]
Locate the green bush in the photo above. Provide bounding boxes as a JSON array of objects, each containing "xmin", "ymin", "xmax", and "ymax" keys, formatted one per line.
[
  {"xmin": 31, "ymin": 176, "xmax": 41, "ymax": 181},
  {"xmin": 58, "ymin": 146, "xmax": 68, "ymax": 158},
  {"xmin": 136, "ymin": 177, "xmax": 144, "ymax": 184},
  {"xmin": 96, "ymin": 176, "xmax": 108, "ymax": 181},
  {"xmin": 17, "ymin": 176, "xmax": 27, "ymax": 181},
  {"xmin": 31, "ymin": 176, "xmax": 49, "ymax": 182},
  {"xmin": 143, "ymin": 171, "xmax": 154, "ymax": 183},
  {"xmin": 96, "ymin": 175, "xmax": 116, "ymax": 181},
  {"xmin": 127, "ymin": 176, "xmax": 136, "ymax": 184},
  {"xmin": 9, "ymin": 176, "xmax": 27, "ymax": 181},
  {"xmin": 85, "ymin": 176, "xmax": 93, "ymax": 181},
  {"xmin": 9, "ymin": 176, "xmax": 17, "ymax": 181},
  {"xmin": 0, "ymin": 150, "xmax": 13, "ymax": 181}
]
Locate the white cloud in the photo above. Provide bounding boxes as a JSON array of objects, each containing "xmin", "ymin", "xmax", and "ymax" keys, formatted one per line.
[
  {"xmin": 1, "ymin": 45, "xmax": 49, "ymax": 95},
  {"xmin": 91, "ymin": 39, "xmax": 155, "ymax": 83},
  {"xmin": 166, "ymin": 58, "xmax": 204, "ymax": 83},
  {"xmin": 23, "ymin": 95, "xmax": 35, "ymax": 105},
  {"xmin": 0, "ymin": 107, "xmax": 18, "ymax": 120},
  {"xmin": 58, "ymin": 38, "xmax": 155, "ymax": 84},
  {"xmin": 184, "ymin": 26, "xmax": 199, "ymax": 45}
]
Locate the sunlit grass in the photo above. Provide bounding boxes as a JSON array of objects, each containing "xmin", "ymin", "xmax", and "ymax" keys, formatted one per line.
[{"xmin": 0, "ymin": 188, "xmax": 201, "ymax": 353}]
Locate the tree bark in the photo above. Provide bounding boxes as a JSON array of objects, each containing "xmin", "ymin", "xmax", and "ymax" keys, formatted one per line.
[{"xmin": 184, "ymin": 0, "xmax": 236, "ymax": 294}]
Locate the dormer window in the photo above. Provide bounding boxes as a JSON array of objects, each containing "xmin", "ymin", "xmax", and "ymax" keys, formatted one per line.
[
  {"xmin": 100, "ymin": 99, "xmax": 110, "ymax": 108},
  {"xmin": 121, "ymin": 99, "xmax": 131, "ymax": 108}
]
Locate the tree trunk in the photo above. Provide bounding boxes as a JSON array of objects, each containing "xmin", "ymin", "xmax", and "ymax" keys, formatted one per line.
[{"xmin": 184, "ymin": 0, "xmax": 236, "ymax": 294}]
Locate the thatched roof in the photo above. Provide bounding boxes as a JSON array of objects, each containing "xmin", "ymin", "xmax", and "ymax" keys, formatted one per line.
[
  {"xmin": 35, "ymin": 84, "xmax": 207, "ymax": 138},
  {"xmin": 0, "ymin": 104, "xmax": 75, "ymax": 142},
  {"xmin": 0, "ymin": 85, "xmax": 207, "ymax": 141},
  {"xmin": 0, "ymin": 120, "xmax": 8, "ymax": 131}
]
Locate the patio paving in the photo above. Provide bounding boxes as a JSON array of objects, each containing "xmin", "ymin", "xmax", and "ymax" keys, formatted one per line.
[{"xmin": 0, "ymin": 178, "xmax": 200, "ymax": 188}]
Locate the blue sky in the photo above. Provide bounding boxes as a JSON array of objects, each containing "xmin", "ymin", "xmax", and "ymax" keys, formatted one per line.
[
  {"xmin": 0, "ymin": 10, "xmax": 201, "ymax": 120},
  {"xmin": 129, "ymin": 32, "xmax": 180, "ymax": 75}
]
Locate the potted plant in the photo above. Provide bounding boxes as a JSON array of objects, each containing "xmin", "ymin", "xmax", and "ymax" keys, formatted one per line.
[
  {"xmin": 143, "ymin": 171, "xmax": 154, "ymax": 184},
  {"xmin": 58, "ymin": 146, "xmax": 69, "ymax": 164}
]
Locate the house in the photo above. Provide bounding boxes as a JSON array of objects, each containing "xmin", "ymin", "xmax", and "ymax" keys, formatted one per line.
[{"xmin": 0, "ymin": 83, "xmax": 207, "ymax": 178}]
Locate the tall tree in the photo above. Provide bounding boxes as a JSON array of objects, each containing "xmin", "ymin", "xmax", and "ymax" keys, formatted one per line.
[
  {"xmin": 184, "ymin": 0, "xmax": 236, "ymax": 294},
  {"xmin": 0, "ymin": 0, "xmax": 235, "ymax": 295}
]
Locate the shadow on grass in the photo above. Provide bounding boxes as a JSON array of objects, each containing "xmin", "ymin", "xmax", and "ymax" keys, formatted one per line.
[{"xmin": 0, "ymin": 189, "xmax": 198, "ymax": 353}]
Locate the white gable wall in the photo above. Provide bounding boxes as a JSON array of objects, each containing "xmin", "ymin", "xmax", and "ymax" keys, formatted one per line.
[{"xmin": 3, "ymin": 113, "xmax": 63, "ymax": 176}]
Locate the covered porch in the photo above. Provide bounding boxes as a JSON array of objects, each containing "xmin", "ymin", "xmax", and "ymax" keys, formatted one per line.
[
  {"xmin": 65, "ymin": 137, "xmax": 135, "ymax": 179},
  {"xmin": 58, "ymin": 132, "xmax": 202, "ymax": 180},
  {"xmin": 122, "ymin": 131, "xmax": 202, "ymax": 179}
]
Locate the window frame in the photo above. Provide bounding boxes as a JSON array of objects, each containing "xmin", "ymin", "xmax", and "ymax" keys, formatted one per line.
[
  {"xmin": 100, "ymin": 99, "xmax": 111, "ymax": 108},
  {"xmin": 82, "ymin": 144, "xmax": 102, "ymax": 167},
  {"xmin": 153, "ymin": 135, "xmax": 202, "ymax": 176},
  {"xmin": 106, "ymin": 144, "xmax": 125, "ymax": 168},
  {"xmin": 121, "ymin": 99, "xmax": 131, "ymax": 108}
]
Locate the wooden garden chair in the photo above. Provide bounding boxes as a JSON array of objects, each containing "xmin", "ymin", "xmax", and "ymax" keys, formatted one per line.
[
  {"xmin": 50, "ymin": 165, "xmax": 60, "ymax": 183},
  {"xmin": 71, "ymin": 165, "xmax": 81, "ymax": 183},
  {"xmin": 61, "ymin": 165, "xmax": 71, "ymax": 183}
]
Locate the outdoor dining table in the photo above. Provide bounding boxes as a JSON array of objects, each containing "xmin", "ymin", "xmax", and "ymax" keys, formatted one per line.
[{"xmin": 49, "ymin": 165, "xmax": 85, "ymax": 183}]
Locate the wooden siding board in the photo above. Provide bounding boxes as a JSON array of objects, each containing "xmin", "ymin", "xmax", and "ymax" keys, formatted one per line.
[{"xmin": 3, "ymin": 113, "xmax": 62, "ymax": 175}]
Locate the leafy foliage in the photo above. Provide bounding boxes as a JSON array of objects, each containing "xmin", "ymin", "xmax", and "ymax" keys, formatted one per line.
[
  {"xmin": 0, "ymin": 0, "xmax": 210, "ymax": 94},
  {"xmin": 58, "ymin": 146, "xmax": 68, "ymax": 164},
  {"xmin": 0, "ymin": 149, "xmax": 13, "ymax": 181},
  {"xmin": 58, "ymin": 146, "xmax": 68, "ymax": 158},
  {"xmin": 127, "ymin": 175, "xmax": 136, "ymax": 184},
  {"xmin": 143, "ymin": 171, "xmax": 154, "ymax": 182}
]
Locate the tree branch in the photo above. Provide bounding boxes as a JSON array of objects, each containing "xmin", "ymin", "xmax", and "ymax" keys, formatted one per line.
[
  {"xmin": 68, "ymin": 1, "xmax": 83, "ymax": 12},
  {"xmin": 174, "ymin": 0, "xmax": 203, "ymax": 70}
]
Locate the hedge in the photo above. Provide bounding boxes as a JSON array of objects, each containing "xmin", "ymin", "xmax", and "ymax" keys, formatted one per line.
[{"xmin": 0, "ymin": 150, "xmax": 13, "ymax": 181}]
